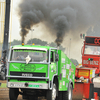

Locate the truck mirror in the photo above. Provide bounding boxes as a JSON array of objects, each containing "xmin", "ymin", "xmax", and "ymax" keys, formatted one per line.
[{"xmin": 55, "ymin": 54, "xmax": 59, "ymax": 61}]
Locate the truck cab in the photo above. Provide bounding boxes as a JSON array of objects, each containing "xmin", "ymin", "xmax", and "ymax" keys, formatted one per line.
[
  {"xmin": 82, "ymin": 36, "xmax": 100, "ymax": 74},
  {"xmin": 7, "ymin": 44, "xmax": 76, "ymax": 100}
]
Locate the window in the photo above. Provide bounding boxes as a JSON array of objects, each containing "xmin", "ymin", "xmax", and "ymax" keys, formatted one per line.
[
  {"xmin": 84, "ymin": 45, "xmax": 100, "ymax": 55},
  {"xmin": 51, "ymin": 51, "xmax": 55, "ymax": 62},
  {"xmin": 11, "ymin": 49, "xmax": 48, "ymax": 62}
]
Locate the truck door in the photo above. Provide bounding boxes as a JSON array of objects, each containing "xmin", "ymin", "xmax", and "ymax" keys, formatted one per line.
[{"xmin": 49, "ymin": 51, "xmax": 57, "ymax": 80}]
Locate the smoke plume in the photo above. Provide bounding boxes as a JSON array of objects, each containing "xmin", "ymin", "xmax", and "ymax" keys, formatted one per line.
[{"xmin": 18, "ymin": 0, "xmax": 100, "ymax": 45}]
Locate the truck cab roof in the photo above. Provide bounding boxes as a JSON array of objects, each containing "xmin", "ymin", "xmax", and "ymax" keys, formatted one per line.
[{"xmin": 12, "ymin": 45, "xmax": 56, "ymax": 50}]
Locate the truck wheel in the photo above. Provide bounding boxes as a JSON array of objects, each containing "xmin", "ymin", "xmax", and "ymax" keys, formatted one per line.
[
  {"xmin": 22, "ymin": 95, "xmax": 28, "ymax": 99},
  {"xmin": 9, "ymin": 88, "xmax": 19, "ymax": 100},
  {"xmin": 62, "ymin": 84, "xmax": 73, "ymax": 100},
  {"xmin": 46, "ymin": 83, "xmax": 57, "ymax": 100},
  {"xmin": 56, "ymin": 91, "xmax": 62, "ymax": 100}
]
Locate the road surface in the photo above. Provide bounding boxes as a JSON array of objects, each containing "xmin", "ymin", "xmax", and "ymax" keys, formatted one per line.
[
  {"xmin": 0, "ymin": 80, "xmax": 46, "ymax": 100},
  {"xmin": 0, "ymin": 80, "xmax": 22, "ymax": 100}
]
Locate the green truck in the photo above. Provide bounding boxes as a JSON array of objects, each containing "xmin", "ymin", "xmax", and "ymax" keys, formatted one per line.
[{"xmin": 6, "ymin": 44, "xmax": 76, "ymax": 100}]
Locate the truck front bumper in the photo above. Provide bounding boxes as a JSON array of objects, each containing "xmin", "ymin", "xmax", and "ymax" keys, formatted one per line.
[{"xmin": 7, "ymin": 82, "xmax": 48, "ymax": 89}]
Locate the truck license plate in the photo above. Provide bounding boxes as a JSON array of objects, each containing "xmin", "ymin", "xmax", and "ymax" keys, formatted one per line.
[{"xmin": 14, "ymin": 84, "xmax": 24, "ymax": 87}]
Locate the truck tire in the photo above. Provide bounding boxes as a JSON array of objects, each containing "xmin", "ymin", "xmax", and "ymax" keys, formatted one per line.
[
  {"xmin": 22, "ymin": 95, "xmax": 28, "ymax": 99},
  {"xmin": 56, "ymin": 91, "xmax": 62, "ymax": 100},
  {"xmin": 62, "ymin": 84, "xmax": 73, "ymax": 100},
  {"xmin": 9, "ymin": 88, "xmax": 19, "ymax": 100},
  {"xmin": 46, "ymin": 82, "xmax": 57, "ymax": 100}
]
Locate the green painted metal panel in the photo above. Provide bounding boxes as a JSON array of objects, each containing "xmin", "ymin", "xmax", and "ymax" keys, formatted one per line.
[
  {"xmin": 58, "ymin": 50, "xmax": 76, "ymax": 91},
  {"xmin": 9, "ymin": 63, "xmax": 48, "ymax": 76},
  {"xmin": 49, "ymin": 62, "xmax": 57, "ymax": 81},
  {"xmin": 12, "ymin": 45, "xmax": 54, "ymax": 50},
  {"xmin": 9, "ymin": 79, "xmax": 47, "ymax": 84}
]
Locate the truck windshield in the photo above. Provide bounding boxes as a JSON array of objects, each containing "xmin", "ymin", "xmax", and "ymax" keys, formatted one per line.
[
  {"xmin": 11, "ymin": 49, "xmax": 48, "ymax": 62},
  {"xmin": 84, "ymin": 45, "xmax": 100, "ymax": 55}
]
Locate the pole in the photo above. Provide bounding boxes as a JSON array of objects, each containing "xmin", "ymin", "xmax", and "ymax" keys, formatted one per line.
[
  {"xmin": 2, "ymin": 0, "xmax": 11, "ymax": 57},
  {"xmin": 69, "ymin": 38, "xmax": 71, "ymax": 58}
]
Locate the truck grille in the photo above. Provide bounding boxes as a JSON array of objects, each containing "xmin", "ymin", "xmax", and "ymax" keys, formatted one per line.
[{"xmin": 10, "ymin": 71, "xmax": 46, "ymax": 77}]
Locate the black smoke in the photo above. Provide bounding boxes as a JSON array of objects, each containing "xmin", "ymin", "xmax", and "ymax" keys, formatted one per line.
[{"xmin": 18, "ymin": 0, "xmax": 100, "ymax": 45}]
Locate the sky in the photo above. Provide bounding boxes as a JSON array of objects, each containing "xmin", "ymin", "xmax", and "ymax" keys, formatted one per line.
[
  {"xmin": 9, "ymin": 0, "xmax": 100, "ymax": 63},
  {"xmin": 10, "ymin": 0, "xmax": 54, "ymax": 43}
]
